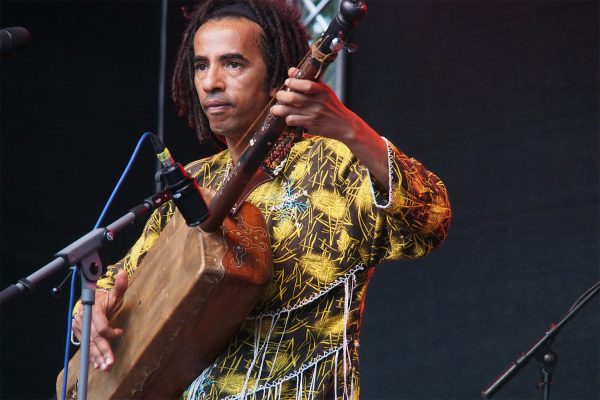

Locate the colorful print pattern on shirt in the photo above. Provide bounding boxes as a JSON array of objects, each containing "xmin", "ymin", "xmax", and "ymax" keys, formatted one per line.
[{"xmin": 98, "ymin": 136, "xmax": 451, "ymax": 399}]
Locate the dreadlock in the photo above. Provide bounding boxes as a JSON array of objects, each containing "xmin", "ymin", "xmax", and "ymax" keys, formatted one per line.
[{"xmin": 172, "ymin": 0, "xmax": 310, "ymax": 147}]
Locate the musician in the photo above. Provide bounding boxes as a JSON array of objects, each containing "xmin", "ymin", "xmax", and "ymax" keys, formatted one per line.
[{"xmin": 72, "ymin": 0, "xmax": 451, "ymax": 398}]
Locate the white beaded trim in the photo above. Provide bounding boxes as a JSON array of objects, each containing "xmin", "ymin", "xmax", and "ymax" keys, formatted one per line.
[
  {"xmin": 70, "ymin": 327, "xmax": 80, "ymax": 346},
  {"xmin": 369, "ymin": 136, "xmax": 395, "ymax": 209},
  {"xmin": 248, "ymin": 263, "xmax": 365, "ymax": 319},
  {"xmin": 221, "ymin": 343, "xmax": 346, "ymax": 400}
]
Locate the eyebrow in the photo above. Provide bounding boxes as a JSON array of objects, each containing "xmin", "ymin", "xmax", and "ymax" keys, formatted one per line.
[{"xmin": 193, "ymin": 53, "xmax": 249, "ymax": 64}]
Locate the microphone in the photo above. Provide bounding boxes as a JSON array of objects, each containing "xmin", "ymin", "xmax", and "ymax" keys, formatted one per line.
[
  {"xmin": 0, "ymin": 27, "xmax": 31, "ymax": 56},
  {"xmin": 150, "ymin": 134, "xmax": 209, "ymax": 227}
]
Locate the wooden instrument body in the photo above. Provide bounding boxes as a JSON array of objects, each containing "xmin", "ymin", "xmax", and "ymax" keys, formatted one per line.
[{"xmin": 57, "ymin": 192, "xmax": 272, "ymax": 399}]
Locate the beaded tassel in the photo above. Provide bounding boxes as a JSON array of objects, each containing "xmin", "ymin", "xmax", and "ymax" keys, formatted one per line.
[{"xmin": 262, "ymin": 128, "xmax": 302, "ymax": 171}]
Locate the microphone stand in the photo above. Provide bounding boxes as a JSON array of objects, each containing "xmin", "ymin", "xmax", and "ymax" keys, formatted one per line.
[
  {"xmin": 0, "ymin": 190, "xmax": 171, "ymax": 400},
  {"xmin": 481, "ymin": 281, "xmax": 600, "ymax": 400}
]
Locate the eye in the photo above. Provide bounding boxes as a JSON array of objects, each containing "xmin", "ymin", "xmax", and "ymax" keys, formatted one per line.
[
  {"xmin": 194, "ymin": 62, "xmax": 208, "ymax": 72},
  {"xmin": 227, "ymin": 61, "xmax": 241, "ymax": 69}
]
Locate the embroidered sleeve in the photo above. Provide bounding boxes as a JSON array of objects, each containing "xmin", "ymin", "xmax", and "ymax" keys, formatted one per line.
[
  {"xmin": 95, "ymin": 201, "xmax": 176, "ymax": 290},
  {"xmin": 325, "ymin": 136, "xmax": 450, "ymax": 265},
  {"xmin": 368, "ymin": 138, "xmax": 451, "ymax": 263}
]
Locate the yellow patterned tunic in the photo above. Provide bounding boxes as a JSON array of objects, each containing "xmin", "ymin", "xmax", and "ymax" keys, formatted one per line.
[{"xmin": 98, "ymin": 135, "xmax": 451, "ymax": 399}]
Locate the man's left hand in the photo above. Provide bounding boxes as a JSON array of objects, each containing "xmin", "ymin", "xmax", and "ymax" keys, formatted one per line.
[
  {"xmin": 271, "ymin": 67, "xmax": 359, "ymax": 143},
  {"xmin": 270, "ymin": 67, "xmax": 390, "ymax": 188}
]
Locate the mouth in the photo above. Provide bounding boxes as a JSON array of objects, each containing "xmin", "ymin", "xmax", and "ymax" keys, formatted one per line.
[{"xmin": 203, "ymin": 100, "xmax": 232, "ymax": 115}]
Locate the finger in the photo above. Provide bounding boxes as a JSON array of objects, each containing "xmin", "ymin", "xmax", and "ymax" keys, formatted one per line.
[
  {"xmin": 275, "ymin": 90, "xmax": 305, "ymax": 108},
  {"xmin": 271, "ymin": 104, "xmax": 309, "ymax": 119},
  {"xmin": 288, "ymin": 67, "xmax": 300, "ymax": 78},
  {"xmin": 285, "ymin": 78, "xmax": 317, "ymax": 94},
  {"xmin": 113, "ymin": 270, "xmax": 129, "ymax": 297},
  {"xmin": 97, "ymin": 325, "xmax": 124, "ymax": 340},
  {"xmin": 106, "ymin": 271, "xmax": 128, "ymax": 313},
  {"xmin": 92, "ymin": 335, "xmax": 116, "ymax": 372},
  {"xmin": 92, "ymin": 298, "xmax": 111, "ymax": 333},
  {"xmin": 270, "ymin": 107, "xmax": 314, "ymax": 128},
  {"xmin": 89, "ymin": 336, "xmax": 115, "ymax": 371},
  {"xmin": 89, "ymin": 338, "xmax": 104, "ymax": 369},
  {"xmin": 283, "ymin": 114, "xmax": 314, "ymax": 128},
  {"xmin": 92, "ymin": 304, "xmax": 125, "ymax": 343}
]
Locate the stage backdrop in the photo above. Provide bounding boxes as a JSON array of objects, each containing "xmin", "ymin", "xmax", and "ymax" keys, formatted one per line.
[{"xmin": 1, "ymin": 1, "xmax": 598, "ymax": 399}]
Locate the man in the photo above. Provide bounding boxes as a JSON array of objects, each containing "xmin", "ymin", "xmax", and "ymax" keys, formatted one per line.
[{"xmin": 72, "ymin": 0, "xmax": 451, "ymax": 398}]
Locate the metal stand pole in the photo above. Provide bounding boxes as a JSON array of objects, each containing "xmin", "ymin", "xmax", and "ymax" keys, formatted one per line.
[
  {"xmin": 0, "ymin": 190, "xmax": 171, "ymax": 399},
  {"xmin": 76, "ymin": 251, "xmax": 103, "ymax": 400},
  {"xmin": 535, "ymin": 345, "xmax": 557, "ymax": 400},
  {"xmin": 481, "ymin": 281, "xmax": 600, "ymax": 399}
]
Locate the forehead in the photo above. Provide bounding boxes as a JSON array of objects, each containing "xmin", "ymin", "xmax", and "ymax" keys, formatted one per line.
[{"xmin": 193, "ymin": 17, "xmax": 263, "ymax": 56}]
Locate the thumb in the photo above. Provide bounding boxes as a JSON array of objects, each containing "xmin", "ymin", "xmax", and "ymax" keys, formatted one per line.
[
  {"xmin": 107, "ymin": 270, "xmax": 128, "ymax": 310},
  {"xmin": 288, "ymin": 67, "xmax": 300, "ymax": 78}
]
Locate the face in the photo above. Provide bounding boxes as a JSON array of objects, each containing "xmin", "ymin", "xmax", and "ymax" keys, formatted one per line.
[{"xmin": 193, "ymin": 18, "xmax": 273, "ymax": 143}]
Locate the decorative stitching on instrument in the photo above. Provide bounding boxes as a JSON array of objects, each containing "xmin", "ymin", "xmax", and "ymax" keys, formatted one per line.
[
  {"xmin": 224, "ymin": 214, "xmax": 269, "ymax": 266},
  {"xmin": 261, "ymin": 113, "xmax": 275, "ymax": 131},
  {"xmin": 232, "ymin": 245, "xmax": 247, "ymax": 266},
  {"xmin": 223, "ymin": 160, "xmax": 232, "ymax": 180},
  {"xmin": 226, "ymin": 215, "xmax": 269, "ymax": 252},
  {"xmin": 247, "ymin": 263, "xmax": 364, "ymax": 319}
]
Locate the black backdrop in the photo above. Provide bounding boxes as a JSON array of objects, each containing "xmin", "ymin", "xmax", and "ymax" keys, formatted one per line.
[{"xmin": 1, "ymin": 1, "xmax": 598, "ymax": 399}]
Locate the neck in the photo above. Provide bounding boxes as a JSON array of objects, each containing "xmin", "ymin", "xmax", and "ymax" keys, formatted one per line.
[{"xmin": 225, "ymin": 135, "xmax": 248, "ymax": 165}]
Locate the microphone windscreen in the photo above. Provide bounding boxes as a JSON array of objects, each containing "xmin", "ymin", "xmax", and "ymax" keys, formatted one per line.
[{"xmin": 0, "ymin": 27, "xmax": 32, "ymax": 56}]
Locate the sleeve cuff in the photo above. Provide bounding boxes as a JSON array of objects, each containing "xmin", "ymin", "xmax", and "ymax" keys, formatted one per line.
[{"xmin": 369, "ymin": 137, "xmax": 396, "ymax": 209}]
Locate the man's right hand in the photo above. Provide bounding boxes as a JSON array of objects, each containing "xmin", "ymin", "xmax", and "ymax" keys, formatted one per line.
[{"xmin": 71, "ymin": 270, "xmax": 128, "ymax": 372}]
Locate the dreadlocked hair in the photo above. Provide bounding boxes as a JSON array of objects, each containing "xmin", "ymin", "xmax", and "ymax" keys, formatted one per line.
[{"xmin": 172, "ymin": 0, "xmax": 310, "ymax": 147}]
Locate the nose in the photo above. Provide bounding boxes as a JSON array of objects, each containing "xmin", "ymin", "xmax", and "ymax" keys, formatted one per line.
[{"xmin": 202, "ymin": 65, "xmax": 225, "ymax": 93}]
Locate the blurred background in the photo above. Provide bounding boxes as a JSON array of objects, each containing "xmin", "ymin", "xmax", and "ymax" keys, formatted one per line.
[{"xmin": 1, "ymin": 1, "xmax": 598, "ymax": 399}]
